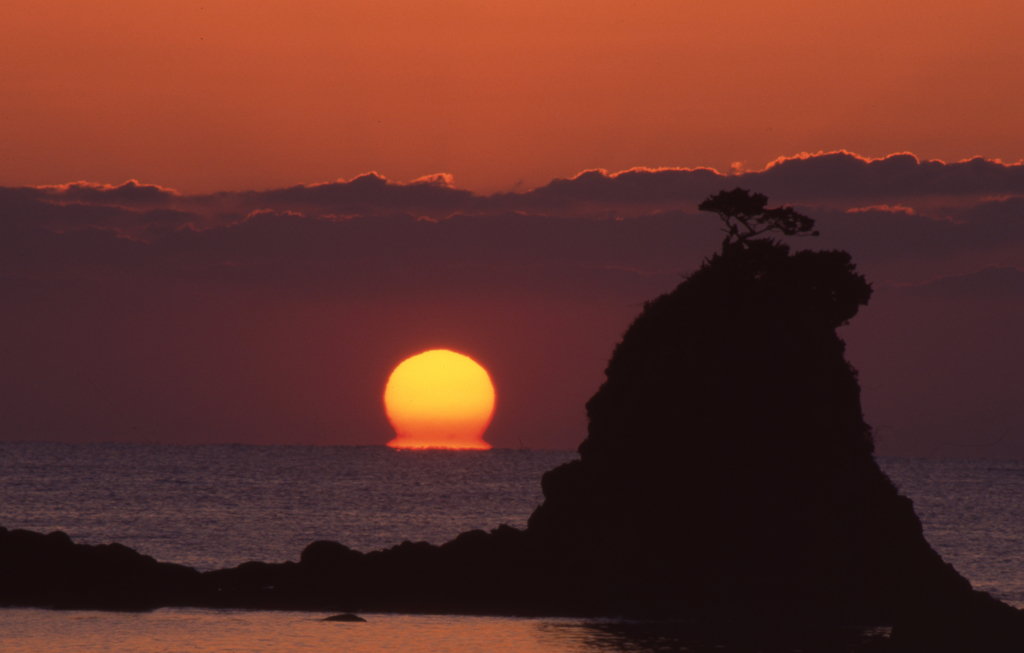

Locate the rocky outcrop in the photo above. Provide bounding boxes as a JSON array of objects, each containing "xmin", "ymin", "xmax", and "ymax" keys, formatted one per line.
[
  {"xmin": 0, "ymin": 527, "xmax": 201, "ymax": 611},
  {"xmin": 0, "ymin": 524, "xmax": 538, "ymax": 614},
  {"xmin": 524, "ymin": 237, "xmax": 1024, "ymax": 649},
  {"xmin": 323, "ymin": 613, "xmax": 366, "ymax": 622}
]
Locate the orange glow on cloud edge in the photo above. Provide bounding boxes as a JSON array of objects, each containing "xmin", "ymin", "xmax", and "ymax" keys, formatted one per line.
[{"xmin": 384, "ymin": 349, "xmax": 495, "ymax": 450}]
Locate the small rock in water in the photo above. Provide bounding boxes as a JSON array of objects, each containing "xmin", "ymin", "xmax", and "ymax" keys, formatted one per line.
[{"xmin": 323, "ymin": 613, "xmax": 366, "ymax": 622}]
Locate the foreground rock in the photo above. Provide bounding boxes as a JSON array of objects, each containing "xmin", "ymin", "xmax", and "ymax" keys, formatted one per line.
[
  {"xmin": 525, "ymin": 234, "xmax": 1024, "ymax": 650},
  {"xmin": 0, "ymin": 528, "xmax": 201, "ymax": 611},
  {"xmin": 0, "ymin": 524, "xmax": 547, "ymax": 614},
  {"xmin": 323, "ymin": 613, "xmax": 366, "ymax": 622},
  {"xmin": 3, "ymin": 193, "xmax": 1023, "ymax": 650}
]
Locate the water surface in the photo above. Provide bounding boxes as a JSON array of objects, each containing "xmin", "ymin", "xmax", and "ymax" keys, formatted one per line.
[{"xmin": 1, "ymin": 445, "xmax": 1022, "ymax": 651}]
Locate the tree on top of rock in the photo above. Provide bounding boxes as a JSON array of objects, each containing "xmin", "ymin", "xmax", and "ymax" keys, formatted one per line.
[{"xmin": 699, "ymin": 188, "xmax": 818, "ymax": 249}]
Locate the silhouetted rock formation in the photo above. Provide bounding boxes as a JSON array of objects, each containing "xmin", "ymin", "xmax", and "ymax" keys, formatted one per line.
[
  {"xmin": 323, "ymin": 613, "xmax": 367, "ymax": 622},
  {"xmin": 0, "ymin": 527, "xmax": 201, "ymax": 611},
  {"xmin": 526, "ymin": 235, "xmax": 1024, "ymax": 649},
  {"xmin": 4, "ymin": 193, "xmax": 1023, "ymax": 651}
]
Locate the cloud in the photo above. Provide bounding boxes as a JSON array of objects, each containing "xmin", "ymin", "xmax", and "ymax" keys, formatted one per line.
[
  {"xmin": 4, "ymin": 151, "xmax": 1024, "ymax": 291},
  {"xmin": 4, "ymin": 151, "xmax": 1024, "ymax": 240},
  {"xmin": 749, "ymin": 151, "xmax": 1024, "ymax": 205},
  {"xmin": 4, "ymin": 206, "xmax": 707, "ymax": 304},
  {"xmin": 41, "ymin": 180, "xmax": 180, "ymax": 206},
  {"xmin": 846, "ymin": 204, "xmax": 916, "ymax": 215},
  {"xmin": 894, "ymin": 266, "xmax": 1024, "ymax": 297},
  {"xmin": 228, "ymin": 172, "xmax": 478, "ymax": 220},
  {"xmin": 491, "ymin": 166, "xmax": 728, "ymax": 216},
  {"xmin": 482, "ymin": 152, "xmax": 1024, "ymax": 217},
  {"xmin": 811, "ymin": 195, "xmax": 1024, "ymax": 267}
]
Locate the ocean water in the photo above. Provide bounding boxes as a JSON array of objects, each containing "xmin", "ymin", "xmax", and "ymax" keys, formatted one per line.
[
  {"xmin": 876, "ymin": 457, "xmax": 1024, "ymax": 608},
  {"xmin": 0, "ymin": 443, "xmax": 575, "ymax": 570},
  {"xmin": 1, "ymin": 443, "xmax": 1022, "ymax": 652}
]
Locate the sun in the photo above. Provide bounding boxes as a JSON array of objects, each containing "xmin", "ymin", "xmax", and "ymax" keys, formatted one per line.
[{"xmin": 384, "ymin": 349, "xmax": 495, "ymax": 450}]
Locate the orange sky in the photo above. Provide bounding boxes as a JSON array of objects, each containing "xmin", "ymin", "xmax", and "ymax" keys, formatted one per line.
[{"xmin": 3, "ymin": 0, "xmax": 1022, "ymax": 194}]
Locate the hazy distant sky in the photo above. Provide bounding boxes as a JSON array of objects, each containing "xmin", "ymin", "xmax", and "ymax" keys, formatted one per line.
[{"xmin": 1, "ymin": 2, "xmax": 1022, "ymax": 456}]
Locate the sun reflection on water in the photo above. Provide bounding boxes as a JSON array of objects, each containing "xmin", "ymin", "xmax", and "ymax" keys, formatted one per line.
[
  {"xmin": 0, "ymin": 608, "xmax": 892, "ymax": 653},
  {"xmin": 1, "ymin": 610, "xmax": 593, "ymax": 653}
]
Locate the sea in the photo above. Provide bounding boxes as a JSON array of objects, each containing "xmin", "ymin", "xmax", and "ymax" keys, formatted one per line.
[{"xmin": 1, "ymin": 443, "xmax": 1022, "ymax": 652}]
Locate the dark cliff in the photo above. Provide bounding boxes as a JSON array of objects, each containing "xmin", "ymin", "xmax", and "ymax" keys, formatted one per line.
[
  {"xmin": 529, "ymin": 237, "xmax": 908, "ymax": 621},
  {"xmin": 526, "ymin": 236, "xmax": 1023, "ymax": 649}
]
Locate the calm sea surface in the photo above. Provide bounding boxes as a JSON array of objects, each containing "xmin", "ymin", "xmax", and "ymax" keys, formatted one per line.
[
  {"xmin": 1, "ymin": 443, "xmax": 1022, "ymax": 652},
  {"xmin": 0, "ymin": 444, "xmax": 571, "ymax": 570}
]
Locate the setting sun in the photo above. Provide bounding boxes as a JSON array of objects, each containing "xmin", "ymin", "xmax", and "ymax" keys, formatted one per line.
[{"xmin": 384, "ymin": 350, "xmax": 495, "ymax": 450}]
